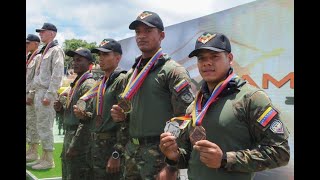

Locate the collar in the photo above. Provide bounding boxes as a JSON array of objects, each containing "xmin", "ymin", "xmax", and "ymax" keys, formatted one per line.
[
  {"xmin": 200, "ymin": 68, "xmax": 246, "ymax": 99},
  {"xmin": 131, "ymin": 53, "xmax": 170, "ymax": 71}
]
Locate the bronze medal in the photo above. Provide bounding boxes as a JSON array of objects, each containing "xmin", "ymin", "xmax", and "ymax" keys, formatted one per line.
[
  {"xmin": 76, "ymin": 99, "xmax": 86, "ymax": 111},
  {"xmin": 118, "ymin": 98, "xmax": 132, "ymax": 113},
  {"xmin": 164, "ymin": 121, "xmax": 181, "ymax": 138},
  {"xmin": 189, "ymin": 126, "xmax": 206, "ymax": 145}
]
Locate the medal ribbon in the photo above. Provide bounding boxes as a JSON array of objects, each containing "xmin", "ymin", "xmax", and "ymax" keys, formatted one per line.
[
  {"xmin": 78, "ymin": 81, "xmax": 100, "ymax": 101},
  {"xmin": 59, "ymin": 86, "xmax": 71, "ymax": 97},
  {"xmin": 26, "ymin": 49, "xmax": 39, "ymax": 70},
  {"xmin": 120, "ymin": 48, "xmax": 163, "ymax": 100},
  {"xmin": 66, "ymin": 70, "xmax": 93, "ymax": 108},
  {"xmin": 170, "ymin": 115, "xmax": 192, "ymax": 129},
  {"xmin": 192, "ymin": 72, "xmax": 236, "ymax": 126},
  {"xmin": 35, "ymin": 41, "xmax": 53, "ymax": 75},
  {"xmin": 96, "ymin": 76, "xmax": 108, "ymax": 115}
]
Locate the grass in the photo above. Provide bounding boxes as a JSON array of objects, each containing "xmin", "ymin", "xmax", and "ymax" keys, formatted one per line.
[{"xmin": 26, "ymin": 143, "xmax": 63, "ymax": 179}]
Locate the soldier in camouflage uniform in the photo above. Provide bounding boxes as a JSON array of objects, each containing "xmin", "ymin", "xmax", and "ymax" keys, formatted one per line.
[
  {"xmin": 74, "ymin": 39, "xmax": 127, "ymax": 180},
  {"xmin": 111, "ymin": 11, "xmax": 194, "ymax": 180},
  {"xmin": 26, "ymin": 34, "xmax": 41, "ymax": 162},
  {"xmin": 159, "ymin": 32, "xmax": 290, "ymax": 180},
  {"xmin": 26, "ymin": 23, "xmax": 65, "ymax": 170},
  {"xmin": 54, "ymin": 48, "xmax": 96, "ymax": 180}
]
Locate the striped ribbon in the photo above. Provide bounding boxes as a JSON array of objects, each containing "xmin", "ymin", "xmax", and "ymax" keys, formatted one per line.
[
  {"xmin": 192, "ymin": 72, "xmax": 236, "ymax": 126},
  {"xmin": 120, "ymin": 48, "xmax": 163, "ymax": 100}
]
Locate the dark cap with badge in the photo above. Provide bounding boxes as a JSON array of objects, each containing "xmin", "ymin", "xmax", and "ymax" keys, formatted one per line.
[
  {"xmin": 129, "ymin": 11, "xmax": 164, "ymax": 31},
  {"xmin": 91, "ymin": 39, "xmax": 122, "ymax": 55},
  {"xmin": 66, "ymin": 47, "xmax": 94, "ymax": 62},
  {"xmin": 36, "ymin": 22, "xmax": 57, "ymax": 32},
  {"xmin": 188, "ymin": 32, "xmax": 231, "ymax": 58},
  {"xmin": 26, "ymin": 34, "xmax": 40, "ymax": 43}
]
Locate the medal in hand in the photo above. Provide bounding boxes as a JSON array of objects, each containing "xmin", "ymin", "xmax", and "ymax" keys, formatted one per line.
[
  {"xmin": 164, "ymin": 121, "xmax": 181, "ymax": 138},
  {"xmin": 189, "ymin": 126, "xmax": 206, "ymax": 145},
  {"xmin": 118, "ymin": 98, "xmax": 132, "ymax": 113},
  {"xmin": 76, "ymin": 99, "xmax": 86, "ymax": 111}
]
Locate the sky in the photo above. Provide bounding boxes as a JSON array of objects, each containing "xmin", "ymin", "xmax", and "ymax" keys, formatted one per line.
[{"xmin": 26, "ymin": 0, "xmax": 256, "ymax": 46}]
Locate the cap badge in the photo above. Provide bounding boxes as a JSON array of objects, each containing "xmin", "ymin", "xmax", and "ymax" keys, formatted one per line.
[
  {"xmin": 100, "ymin": 39, "xmax": 109, "ymax": 47},
  {"xmin": 139, "ymin": 11, "xmax": 152, "ymax": 19},
  {"xmin": 198, "ymin": 33, "xmax": 216, "ymax": 44}
]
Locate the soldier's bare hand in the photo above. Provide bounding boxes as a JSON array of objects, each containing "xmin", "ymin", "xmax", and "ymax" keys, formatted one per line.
[
  {"xmin": 111, "ymin": 105, "xmax": 126, "ymax": 122},
  {"xmin": 73, "ymin": 105, "xmax": 86, "ymax": 120},
  {"xmin": 26, "ymin": 98, "xmax": 33, "ymax": 105},
  {"xmin": 106, "ymin": 157, "xmax": 120, "ymax": 173},
  {"xmin": 159, "ymin": 132, "xmax": 180, "ymax": 161},
  {"xmin": 66, "ymin": 147, "xmax": 78, "ymax": 159},
  {"xmin": 54, "ymin": 100, "xmax": 62, "ymax": 111},
  {"xmin": 193, "ymin": 140, "xmax": 223, "ymax": 168},
  {"xmin": 42, "ymin": 98, "xmax": 50, "ymax": 106}
]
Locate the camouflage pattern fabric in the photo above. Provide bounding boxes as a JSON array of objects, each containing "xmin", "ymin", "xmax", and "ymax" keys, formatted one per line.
[
  {"xmin": 122, "ymin": 141, "xmax": 167, "ymax": 180},
  {"xmin": 175, "ymin": 73, "xmax": 290, "ymax": 180}
]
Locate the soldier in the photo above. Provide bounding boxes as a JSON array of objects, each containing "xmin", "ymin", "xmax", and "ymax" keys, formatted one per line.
[
  {"xmin": 26, "ymin": 34, "xmax": 41, "ymax": 162},
  {"xmin": 74, "ymin": 39, "xmax": 127, "ymax": 180},
  {"xmin": 111, "ymin": 11, "xmax": 194, "ymax": 180},
  {"xmin": 159, "ymin": 32, "xmax": 290, "ymax": 180},
  {"xmin": 26, "ymin": 22, "xmax": 65, "ymax": 170},
  {"xmin": 54, "ymin": 48, "xmax": 96, "ymax": 179}
]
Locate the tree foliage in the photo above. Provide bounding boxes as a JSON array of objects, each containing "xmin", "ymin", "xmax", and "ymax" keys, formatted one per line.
[{"xmin": 62, "ymin": 39, "xmax": 98, "ymax": 68}]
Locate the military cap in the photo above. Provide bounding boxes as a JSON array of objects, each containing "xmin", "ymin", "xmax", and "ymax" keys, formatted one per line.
[
  {"xmin": 36, "ymin": 22, "xmax": 57, "ymax": 32},
  {"xmin": 91, "ymin": 39, "xmax": 122, "ymax": 55},
  {"xmin": 189, "ymin": 32, "xmax": 231, "ymax": 58},
  {"xmin": 129, "ymin": 11, "xmax": 164, "ymax": 31},
  {"xmin": 26, "ymin": 34, "xmax": 40, "ymax": 43},
  {"xmin": 66, "ymin": 47, "xmax": 94, "ymax": 62}
]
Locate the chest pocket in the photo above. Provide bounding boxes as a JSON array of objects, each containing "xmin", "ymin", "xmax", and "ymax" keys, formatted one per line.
[{"xmin": 41, "ymin": 52, "xmax": 53, "ymax": 75}]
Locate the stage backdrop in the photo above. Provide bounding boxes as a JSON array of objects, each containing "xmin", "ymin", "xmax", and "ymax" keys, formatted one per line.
[{"xmin": 118, "ymin": 0, "xmax": 294, "ymax": 179}]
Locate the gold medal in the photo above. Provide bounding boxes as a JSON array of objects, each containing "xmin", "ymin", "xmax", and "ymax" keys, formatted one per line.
[
  {"xmin": 118, "ymin": 98, "xmax": 132, "ymax": 113},
  {"xmin": 76, "ymin": 99, "xmax": 86, "ymax": 111},
  {"xmin": 189, "ymin": 126, "xmax": 206, "ymax": 145},
  {"xmin": 164, "ymin": 121, "xmax": 181, "ymax": 138}
]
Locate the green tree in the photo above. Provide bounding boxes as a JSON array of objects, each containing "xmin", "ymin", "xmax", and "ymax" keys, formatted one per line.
[{"xmin": 62, "ymin": 39, "xmax": 98, "ymax": 68}]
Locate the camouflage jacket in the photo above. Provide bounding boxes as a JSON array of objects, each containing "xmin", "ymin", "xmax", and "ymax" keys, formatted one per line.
[
  {"xmin": 175, "ymin": 73, "xmax": 290, "ymax": 180},
  {"xmin": 123, "ymin": 54, "xmax": 194, "ymax": 138},
  {"xmin": 29, "ymin": 40, "xmax": 65, "ymax": 101},
  {"xmin": 26, "ymin": 52, "xmax": 41, "ymax": 94}
]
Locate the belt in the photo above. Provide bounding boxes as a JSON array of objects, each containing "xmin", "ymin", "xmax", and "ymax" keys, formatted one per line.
[
  {"xmin": 90, "ymin": 132, "xmax": 115, "ymax": 141},
  {"xmin": 130, "ymin": 136, "xmax": 160, "ymax": 145},
  {"xmin": 65, "ymin": 125, "xmax": 78, "ymax": 131}
]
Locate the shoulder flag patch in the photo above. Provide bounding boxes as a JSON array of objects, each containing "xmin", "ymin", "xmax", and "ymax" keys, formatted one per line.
[
  {"xmin": 269, "ymin": 120, "xmax": 284, "ymax": 134},
  {"xmin": 174, "ymin": 79, "xmax": 189, "ymax": 93},
  {"xmin": 257, "ymin": 107, "xmax": 278, "ymax": 127}
]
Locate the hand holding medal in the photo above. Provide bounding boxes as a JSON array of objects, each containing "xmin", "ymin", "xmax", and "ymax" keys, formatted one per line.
[
  {"xmin": 117, "ymin": 97, "xmax": 132, "ymax": 114},
  {"xmin": 73, "ymin": 99, "xmax": 87, "ymax": 120},
  {"xmin": 76, "ymin": 99, "xmax": 86, "ymax": 111},
  {"xmin": 189, "ymin": 126, "xmax": 206, "ymax": 145},
  {"xmin": 164, "ymin": 121, "xmax": 181, "ymax": 138},
  {"xmin": 190, "ymin": 72, "xmax": 235, "ymax": 145}
]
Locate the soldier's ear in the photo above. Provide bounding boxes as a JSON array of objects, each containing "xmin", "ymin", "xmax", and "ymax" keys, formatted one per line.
[
  {"xmin": 227, "ymin": 52, "xmax": 233, "ymax": 65},
  {"xmin": 160, "ymin": 31, "xmax": 165, "ymax": 41}
]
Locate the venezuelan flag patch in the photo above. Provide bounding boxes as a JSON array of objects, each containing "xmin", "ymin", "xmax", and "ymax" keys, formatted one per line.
[
  {"xmin": 257, "ymin": 107, "xmax": 278, "ymax": 127},
  {"xmin": 174, "ymin": 79, "xmax": 189, "ymax": 93}
]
